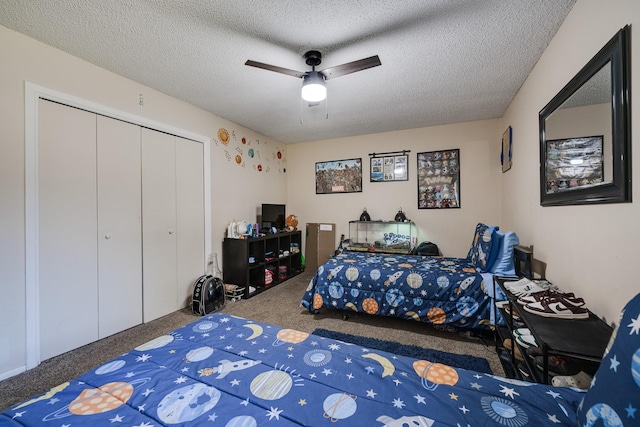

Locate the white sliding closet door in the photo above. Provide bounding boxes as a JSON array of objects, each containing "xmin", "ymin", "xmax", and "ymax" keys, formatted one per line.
[
  {"xmin": 39, "ymin": 100, "xmax": 99, "ymax": 360},
  {"xmin": 142, "ymin": 129, "xmax": 178, "ymax": 322},
  {"xmin": 97, "ymin": 116, "xmax": 142, "ymax": 338},
  {"xmin": 176, "ymin": 137, "xmax": 205, "ymax": 308}
]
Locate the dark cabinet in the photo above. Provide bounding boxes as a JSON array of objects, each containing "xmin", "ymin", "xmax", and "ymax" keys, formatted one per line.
[{"xmin": 223, "ymin": 230, "xmax": 302, "ymax": 299}]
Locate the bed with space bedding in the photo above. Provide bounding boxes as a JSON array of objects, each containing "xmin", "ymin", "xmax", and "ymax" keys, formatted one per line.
[
  {"xmin": 301, "ymin": 223, "xmax": 524, "ymax": 330},
  {"xmin": 3, "ymin": 293, "xmax": 638, "ymax": 427}
]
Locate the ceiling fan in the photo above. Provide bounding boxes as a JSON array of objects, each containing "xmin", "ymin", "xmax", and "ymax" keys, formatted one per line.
[{"xmin": 245, "ymin": 50, "xmax": 381, "ymax": 102}]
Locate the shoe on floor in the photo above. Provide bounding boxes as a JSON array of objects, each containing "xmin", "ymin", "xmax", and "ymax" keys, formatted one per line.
[
  {"xmin": 503, "ymin": 338, "xmax": 524, "ymax": 361},
  {"xmin": 551, "ymin": 371, "xmax": 593, "ymax": 390},
  {"xmin": 526, "ymin": 346, "xmax": 543, "ymax": 359},
  {"xmin": 535, "ymin": 355, "xmax": 581, "ymax": 376}
]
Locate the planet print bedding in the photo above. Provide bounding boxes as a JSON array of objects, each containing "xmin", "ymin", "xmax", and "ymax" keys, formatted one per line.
[
  {"xmin": 0, "ymin": 311, "xmax": 593, "ymax": 427},
  {"xmin": 301, "ymin": 252, "xmax": 496, "ymax": 330}
]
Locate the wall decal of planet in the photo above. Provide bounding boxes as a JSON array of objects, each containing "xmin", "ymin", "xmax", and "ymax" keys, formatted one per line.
[
  {"xmin": 135, "ymin": 334, "xmax": 174, "ymax": 351},
  {"xmin": 250, "ymin": 370, "xmax": 293, "ymax": 400},
  {"xmin": 323, "ymin": 393, "xmax": 357, "ymax": 421},
  {"xmin": 157, "ymin": 383, "xmax": 221, "ymax": 424}
]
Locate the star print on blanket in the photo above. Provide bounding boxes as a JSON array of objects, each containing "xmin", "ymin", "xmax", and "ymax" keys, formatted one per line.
[
  {"xmin": 576, "ymin": 292, "xmax": 640, "ymax": 426},
  {"xmin": 1, "ymin": 312, "xmax": 598, "ymax": 426}
]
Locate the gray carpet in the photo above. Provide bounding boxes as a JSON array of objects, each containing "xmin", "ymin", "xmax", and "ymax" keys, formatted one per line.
[{"xmin": 0, "ymin": 271, "xmax": 502, "ymax": 411}]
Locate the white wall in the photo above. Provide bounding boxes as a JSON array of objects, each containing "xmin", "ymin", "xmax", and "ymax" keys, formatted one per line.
[
  {"xmin": 500, "ymin": 0, "xmax": 640, "ymax": 325},
  {"xmin": 287, "ymin": 119, "xmax": 504, "ymax": 258},
  {"xmin": 0, "ymin": 25, "xmax": 287, "ymax": 378}
]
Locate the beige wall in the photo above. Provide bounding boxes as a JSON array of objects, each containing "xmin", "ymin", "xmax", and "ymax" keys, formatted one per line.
[
  {"xmin": 500, "ymin": 0, "xmax": 640, "ymax": 325},
  {"xmin": 287, "ymin": 119, "xmax": 504, "ymax": 258},
  {"xmin": 0, "ymin": 25, "xmax": 287, "ymax": 378}
]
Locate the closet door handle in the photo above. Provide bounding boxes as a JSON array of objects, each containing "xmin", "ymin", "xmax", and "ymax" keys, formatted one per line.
[
  {"xmin": 104, "ymin": 233, "xmax": 112, "ymax": 240},
  {"xmin": 168, "ymin": 229, "xmax": 174, "ymax": 234}
]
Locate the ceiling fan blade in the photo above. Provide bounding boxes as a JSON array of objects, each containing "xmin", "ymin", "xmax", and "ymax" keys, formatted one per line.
[
  {"xmin": 319, "ymin": 55, "xmax": 381, "ymax": 80},
  {"xmin": 245, "ymin": 60, "xmax": 306, "ymax": 78}
]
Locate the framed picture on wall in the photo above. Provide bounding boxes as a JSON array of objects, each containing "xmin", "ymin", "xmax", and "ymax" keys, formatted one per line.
[
  {"xmin": 417, "ymin": 149, "xmax": 460, "ymax": 209},
  {"xmin": 370, "ymin": 153, "xmax": 409, "ymax": 182},
  {"xmin": 501, "ymin": 126, "xmax": 513, "ymax": 172},
  {"xmin": 544, "ymin": 135, "xmax": 604, "ymax": 194},
  {"xmin": 315, "ymin": 158, "xmax": 363, "ymax": 194}
]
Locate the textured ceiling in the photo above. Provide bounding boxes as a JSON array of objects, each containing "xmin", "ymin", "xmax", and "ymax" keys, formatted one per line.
[{"xmin": 0, "ymin": 0, "xmax": 575, "ymax": 143}]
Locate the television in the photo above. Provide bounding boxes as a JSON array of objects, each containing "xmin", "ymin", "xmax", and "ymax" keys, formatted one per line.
[{"xmin": 261, "ymin": 204, "xmax": 286, "ymax": 231}]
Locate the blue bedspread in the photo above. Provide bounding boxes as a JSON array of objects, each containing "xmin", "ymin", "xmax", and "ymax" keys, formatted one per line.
[
  {"xmin": 1, "ymin": 313, "xmax": 583, "ymax": 426},
  {"xmin": 301, "ymin": 252, "xmax": 495, "ymax": 330}
]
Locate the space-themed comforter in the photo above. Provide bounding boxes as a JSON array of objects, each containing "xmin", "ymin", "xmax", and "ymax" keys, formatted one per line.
[
  {"xmin": 0, "ymin": 312, "xmax": 585, "ymax": 426},
  {"xmin": 301, "ymin": 252, "xmax": 495, "ymax": 330}
]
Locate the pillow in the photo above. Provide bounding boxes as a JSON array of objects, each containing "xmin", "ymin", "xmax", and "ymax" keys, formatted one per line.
[
  {"xmin": 466, "ymin": 223, "xmax": 499, "ymax": 272},
  {"xmin": 489, "ymin": 230, "xmax": 519, "ymax": 275},
  {"xmin": 576, "ymin": 292, "xmax": 640, "ymax": 426}
]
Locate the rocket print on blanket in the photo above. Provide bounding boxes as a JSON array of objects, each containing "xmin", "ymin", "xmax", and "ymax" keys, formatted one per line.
[{"xmin": 198, "ymin": 359, "xmax": 262, "ymax": 378}]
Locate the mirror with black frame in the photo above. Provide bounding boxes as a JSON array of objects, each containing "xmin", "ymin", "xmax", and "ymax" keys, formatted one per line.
[{"xmin": 539, "ymin": 25, "xmax": 631, "ymax": 206}]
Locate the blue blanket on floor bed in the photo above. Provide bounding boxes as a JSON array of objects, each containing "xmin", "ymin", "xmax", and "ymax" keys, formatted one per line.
[{"xmin": 3, "ymin": 309, "xmax": 613, "ymax": 427}]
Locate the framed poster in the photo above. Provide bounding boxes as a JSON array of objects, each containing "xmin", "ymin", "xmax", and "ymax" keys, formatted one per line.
[
  {"xmin": 315, "ymin": 158, "xmax": 362, "ymax": 194},
  {"xmin": 544, "ymin": 136, "xmax": 604, "ymax": 194},
  {"xmin": 417, "ymin": 149, "xmax": 460, "ymax": 209},
  {"xmin": 370, "ymin": 154, "xmax": 408, "ymax": 182},
  {"xmin": 501, "ymin": 126, "xmax": 512, "ymax": 172}
]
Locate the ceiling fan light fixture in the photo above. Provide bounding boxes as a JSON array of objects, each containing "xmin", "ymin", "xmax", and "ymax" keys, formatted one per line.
[{"xmin": 301, "ymin": 71, "xmax": 326, "ymax": 102}]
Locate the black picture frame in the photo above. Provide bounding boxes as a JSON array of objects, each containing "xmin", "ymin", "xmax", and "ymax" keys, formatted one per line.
[
  {"xmin": 417, "ymin": 149, "xmax": 460, "ymax": 209},
  {"xmin": 501, "ymin": 126, "xmax": 512, "ymax": 173},
  {"xmin": 370, "ymin": 154, "xmax": 409, "ymax": 182},
  {"xmin": 544, "ymin": 136, "xmax": 604, "ymax": 194},
  {"xmin": 315, "ymin": 158, "xmax": 363, "ymax": 194},
  {"xmin": 539, "ymin": 25, "xmax": 631, "ymax": 206}
]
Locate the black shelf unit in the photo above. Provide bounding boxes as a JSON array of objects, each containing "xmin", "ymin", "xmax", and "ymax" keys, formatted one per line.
[
  {"xmin": 494, "ymin": 276, "xmax": 612, "ymax": 384},
  {"xmin": 222, "ymin": 230, "xmax": 302, "ymax": 299}
]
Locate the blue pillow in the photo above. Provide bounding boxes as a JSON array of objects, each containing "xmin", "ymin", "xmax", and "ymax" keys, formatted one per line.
[
  {"xmin": 576, "ymin": 292, "xmax": 640, "ymax": 426},
  {"xmin": 489, "ymin": 230, "xmax": 519, "ymax": 275},
  {"xmin": 466, "ymin": 223, "xmax": 498, "ymax": 272}
]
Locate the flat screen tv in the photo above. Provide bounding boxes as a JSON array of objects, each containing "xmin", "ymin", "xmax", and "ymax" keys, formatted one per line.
[{"xmin": 261, "ymin": 204, "xmax": 286, "ymax": 231}]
